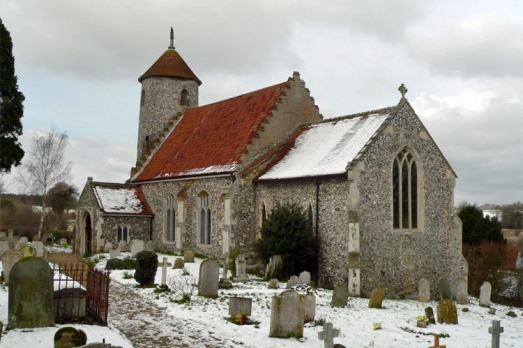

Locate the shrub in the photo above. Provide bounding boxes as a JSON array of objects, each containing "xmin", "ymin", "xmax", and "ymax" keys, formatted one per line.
[
  {"xmin": 458, "ymin": 204, "xmax": 504, "ymax": 245},
  {"xmin": 134, "ymin": 250, "xmax": 158, "ymax": 286},
  {"xmin": 106, "ymin": 258, "xmax": 137, "ymax": 270},
  {"xmin": 254, "ymin": 202, "xmax": 317, "ymax": 279}
]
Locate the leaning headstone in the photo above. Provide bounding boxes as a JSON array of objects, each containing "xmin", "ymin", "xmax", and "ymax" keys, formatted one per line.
[
  {"xmin": 234, "ymin": 254, "xmax": 248, "ymax": 281},
  {"xmin": 266, "ymin": 255, "xmax": 283, "ymax": 279},
  {"xmin": 425, "ymin": 306, "xmax": 436, "ymax": 325},
  {"xmin": 198, "ymin": 258, "xmax": 219, "ymax": 298},
  {"xmin": 437, "ymin": 298, "xmax": 458, "ymax": 324},
  {"xmin": 158, "ymin": 257, "xmax": 172, "ymax": 286},
  {"xmin": 488, "ymin": 320, "xmax": 504, "ymax": 348},
  {"xmin": 104, "ymin": 242, "xmax": 113, "ymax": 252},
  {"xmin": 318, "ymin": 322, "xmax": 340, "ymax": 348},
  {"xmin": 269, "ymin": 290, "xmax": 305, "ymax": 338},
  {"xmin": 418, "ymin": 278, "xmax": 430, "ymax": 302},
  {"xmin": 184, "ymin": 249, "xmax": 195, "ymax": 263},
  {"xmin": 286, "ymin": 275, "xmax": 299, "ymax": 289},
  {"xmin": 303, "ymin": 293, "xmax": 316, "ymax": 323},
  {"xmin": 479, "ymin": 281, "xmax": 492, "ymax": 307},
  {"xmin": 109, "ymin": 249, "xmax": 121, "ymax": 259},
  {"xmin": 330, "ymin": 284, "xmax": 349, "ymax": 308},
  {"xmin": 54, "ymin": 327, "xmax": 87, "ymax": 348},
  {"xmin": 0, "ymin": 240, "xmax": 10, "ymax": 256},
  {"xmin": 33, "ymin": 241, "xmax": 46, "ymax": 258},
  {"xmin": 439, "ymin": 277, "xmax": 452, "ymax": 300},
  {"xmin": 8, "ymin": 257, "xmax": 54, "ymax": 328},
  {"xmin": 173, "ymin": 258, "xmax": 184, "ymax": 269},
  {"xmin": 118, "ymin": 240, "xmax": 128, "ymax": 252},
  {"xmin": 145, "ymin": 240, "xmax": 154, "ymax": 251},
  {"xmin": 60, "ymin": 238, "xmax": 68, "ymax": 245},
  {"xmin": 268, "ymin": 278, "xmax": 280, "ymax": 289},
  {"xmin": 298, "ymin": 271, "xmax": 311, "ymax": 286},
  {"xmin": 456, "ymin": 278, "xmax": 469, "ymax": 305},
  {"xmin": 368, "ymin": 287, "xmax": 385, "ymax": 308},
  {"xmin": 229, "ymin": 297, "xmax": 252, "ymax": 320},
  {"xmin": 130, "ymin": 239, "xmax": 144, "ymax": 257},
  {"xmin": 1, "ymin": 249, "xmax": 22, "ymax": 283}
]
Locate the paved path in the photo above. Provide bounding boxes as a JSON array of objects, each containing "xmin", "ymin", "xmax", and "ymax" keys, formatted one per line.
[{"xmin": 108, "ymin": 282, "xmax": 242, "ymax": 348}]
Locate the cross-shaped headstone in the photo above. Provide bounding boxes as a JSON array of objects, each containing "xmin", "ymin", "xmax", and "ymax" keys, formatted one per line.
[
  {"xmin": 398, "ymin": 83, "xmax": 408, "ymax": 98},
  {"xmin": 488, "ymin": 320, "xmax": 504, "ymax": 348},
  {"xmin": 429, "ymin": 335, "xmax": 446, "ymax": 348},
  {"xmin": 158, "ymin": 257, "xmax": 172, "ymax": 286},
  {"xmin": 318, "ymin": 322, "xmax": 339, "ymax": 348}
]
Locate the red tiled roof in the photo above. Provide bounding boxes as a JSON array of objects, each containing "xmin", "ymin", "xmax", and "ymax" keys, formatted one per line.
[
  {"xmin": 132, "ymin": 82, "xmax": 289, "ymax": 182},
  {"xmin": 138, "ymin": 49, "xmax": 202, "ymax": 85}
]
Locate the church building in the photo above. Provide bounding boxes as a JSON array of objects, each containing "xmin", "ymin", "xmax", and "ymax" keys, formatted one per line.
[{"xmin": 76, "ymin": 32, "xmax": 467, "ymax": 298}]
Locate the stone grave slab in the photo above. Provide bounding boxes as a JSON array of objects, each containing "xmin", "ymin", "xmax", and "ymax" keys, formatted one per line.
[
  {"xmin": 1, "ymin": 249, "xmax": 22, "ymax": 283},
  {"xmin": 368, "ymin": 287, "xmax": 385, "ymax": 308},
  {"xmin": 298, "ymin": 271, "xmax": 311, "ymax": 285},
  {"xmin": 198, "ymin": 258, "xmax": 219, "ymax": 298},
  {"xmin": 173, "ymin": 258, "xmax": 184, "ymax": 269},
  {"xmin": 418, "ymin": 278, "xmax": 430, "ymax": 302},
  {"xmin": 286, "ymin": 275, "xmax": 299, "ymax": 289},
  {"xmin": 269, "ymin": 290, "xmax": 305, "ymax": 338},
  {"xmin": 330, "ymin": 284, "xmax": 348, "ymax": 308},
  {"xmin": 104, "ymin": 242, "xmax": 113, "ymax": 252},
  {"xmin": 437, "ymin": 298, "xmax": 458, "ymax": 324},
  {"xmin": 479, "ymin": 281, "xmax": 492, "ymax": 307},
  {"xmin": 439, "ymin": 277, "xmax": 452, "ymax": 300},
  {"xmin": 303, "ymin": 293, "xmax": 316, "ymax": 323},
  {"xmin": 184, "ymin": 249, "xmax": 195, "ymax": 263},
  {"xmin": 456, "ymin": 278, "xmax": 469, "ymax": 305},
  {"xmin": 145, "ymin": 240, "xmax": 154, "ymax": 251},
  {"xmin": 109, "ymin": 249, "xmax": 121, "ymax": 259},
  {"xmin": 229, "ymin": 297, "xmax": 252, "ymax": 319},
  {"xmin": 158, "ymin": 257, "xmax": 172, "ymax": 286},
  {"xmin": 268, "ymin": 278, "xmax": 279, "ymax": 289},
  {"xmin": 130, "ymin": 239, "xmax": 144, "ymax": 257},
  {"xmin": 318, "ymin": 322, "xmax": 339, "ymax": 348}
]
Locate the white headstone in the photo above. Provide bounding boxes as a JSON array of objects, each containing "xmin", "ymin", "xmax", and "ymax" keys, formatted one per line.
[
  {"xmin": 418, "ymin": 278, "xmax": 430, "ymax": 302},
  {"xmin": 109, "ymin": 249, "xmax": 121, "ymax": 259},
  {"xmin": 456, "ymin": 278, "xmax": 469, "ymax": 305},
  {"xmin": 298, "ymin": 271, "xmax": 311, "ymax": 286},
  {"xmin": 158, "ymin": 257, "xmax": 172, "ymax": 286},
  {"xmin": 198, "ymin": 258, "xmax": 220, "ymax": 298},
  {"xmin": 130, "ymin": 239, "xmax": 144, "ymax": 257},
  {"xmin": 479, "ymin": 281, "xmax": 492, "ymax": 307},
  {"xmin": 234, "ymin": 254, "xmax": 248, "ymax": 281},
  {"xmin": 33, "ymin": 241, "xmax": 46, "ymax": 258},
  {"xmin": 0, "ymin": 241, "xmax": 10, "ymax": 256},
  {"xmin": 118, "ymin": 240, "xmax": 128, "ymax": 252},
  {"xmin": 145, "ymin": 240, "xmax": 154, "ymax": 251},
  {"xmin": 304, "ymin": 293, "xmax": 316, "ymax": 323},
  {"xmin": 60, "ymin": 238, "xmax": 68, "ymax": 245},
  {"xmin": 18, "ymin": 237, "xmax": 28, "ymax": 244},
  {"xmin": 286, "ymin": 275, "xmax": 299, "ymax": 289},
  {"xmin": 104, "ymin": 242, "xmax": 113, "ymax": 252},
  {"xmin": 269, "ymin": 290, "xmax": 305, "ymax": 338}
]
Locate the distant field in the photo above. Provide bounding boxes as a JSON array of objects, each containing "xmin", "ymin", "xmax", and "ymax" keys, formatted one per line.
[{"xmin": 503, "ymin": 229, "xmax": 523, "ymax": 249}]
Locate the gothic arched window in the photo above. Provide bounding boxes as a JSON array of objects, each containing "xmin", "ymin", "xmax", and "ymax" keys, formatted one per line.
[
  {"xmin": 117, "ymin": 225, "xmax": 130, "ymax": 242},
  {"xmin": 393, "ymin": 148, "xmax": 419, "ymax": 230},
  {"xmin": 164, "ymin": 194, "xmax": 176, "ymax": 242},
  {"xmin": 181, "ymin": 89, "xmax": 188, "ymax": 106},
  {"xmin": 198, "ymin": 192, "xmax": 211, "ymax": 245}
]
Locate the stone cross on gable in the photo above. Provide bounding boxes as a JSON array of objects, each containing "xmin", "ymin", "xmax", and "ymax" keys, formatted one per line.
[
  {"xmin": 158, "ymin": 257, "xmax": 172, "ymax": 286},
  {"xmin": 318, "ymin": 322, "xmax": 339, "ymax": 348},
  {"xmin": 429, "ymin": 335, "xmax": 446, "ymax": 348},
  {"xmin": 488, "ymin": 320, "xmax": 504, "ymax": 348},
  {"xmin": 398, "ymin": 83, "xmax": 408, "ymax": 98}
]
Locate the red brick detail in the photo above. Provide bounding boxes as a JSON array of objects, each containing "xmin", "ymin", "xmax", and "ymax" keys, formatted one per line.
[{"xmin": 133, "ymin": 82, "xmax": 289, "ymax": 182}]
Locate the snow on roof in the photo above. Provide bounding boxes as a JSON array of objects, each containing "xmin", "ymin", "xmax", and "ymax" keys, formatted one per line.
[
  {"xmin": 259, "ymin": 113, "xmax": 389, "ymax": 180},
  {"xmin": 93, "ymin": 186, "xmax": 147, "ymax": 214}
]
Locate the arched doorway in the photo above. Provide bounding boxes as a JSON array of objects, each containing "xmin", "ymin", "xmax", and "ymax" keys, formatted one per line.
[{"xmin": 84, "ymin": 212, "xmax": 92, "ymax": 253}]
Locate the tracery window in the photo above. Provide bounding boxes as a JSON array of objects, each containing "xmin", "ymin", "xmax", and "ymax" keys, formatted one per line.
[
  {"xmin": 393, "ymin": 148, "xmax": 418, "ymax": 230},
  {"xmin": 198, "ymin": 192, "xmax": 211, "ymax": 245},
  {"xmin": 164, "ymin": 194, "xmax": 176, "ymax": 242}
]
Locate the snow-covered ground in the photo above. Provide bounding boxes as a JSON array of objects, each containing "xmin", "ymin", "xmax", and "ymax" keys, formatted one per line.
[{"xmin": 1, "ymin": 251, "xmax": 522, "ymax": 347}]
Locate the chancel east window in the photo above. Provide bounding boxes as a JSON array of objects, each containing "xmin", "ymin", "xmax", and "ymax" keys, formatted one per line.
[
  {"xmin": 393, "ymin": 148, "xmax": 419, "ymax": 230},
  {"xmin": 198, "ymin": 192, "xmax": 211, "ymax": 245},
  {"xmin": 164, "ymin": 194, "xmax": 176, "ymax": 242}
]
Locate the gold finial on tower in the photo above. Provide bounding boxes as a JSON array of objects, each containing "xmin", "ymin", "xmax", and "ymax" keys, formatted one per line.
[{"xmin": 169, "ymin": 27, "xmax": 175, "ymax": 50}]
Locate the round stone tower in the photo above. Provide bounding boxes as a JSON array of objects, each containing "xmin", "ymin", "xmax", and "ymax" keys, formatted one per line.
[{"xmin": 135, "ymin": 28, "xmax": 201, "ymax": 164}]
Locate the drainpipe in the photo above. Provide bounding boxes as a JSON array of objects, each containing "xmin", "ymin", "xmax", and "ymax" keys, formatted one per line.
[
  {"xmin": 149, "ymin": 217, "xmax": 153, "ymax": 241},
  {"xmin": 315, "ymin": 179, "xmax": 320, "ymax": 285}
]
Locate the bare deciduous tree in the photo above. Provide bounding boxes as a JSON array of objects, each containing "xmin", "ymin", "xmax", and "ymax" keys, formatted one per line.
[{"xmin": 17, "ymin": 128, "xmax": 72, "ymax": 238}]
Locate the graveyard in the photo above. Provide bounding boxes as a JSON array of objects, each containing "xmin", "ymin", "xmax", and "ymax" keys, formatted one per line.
[{"xmin": 2, "ymin": 243, "xmax": 521, "ymax": 348}]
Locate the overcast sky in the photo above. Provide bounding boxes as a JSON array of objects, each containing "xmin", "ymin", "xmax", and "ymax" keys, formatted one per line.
[{"xmin": 1, "ymin": 0, "xmax": 522, "ymax": 205}]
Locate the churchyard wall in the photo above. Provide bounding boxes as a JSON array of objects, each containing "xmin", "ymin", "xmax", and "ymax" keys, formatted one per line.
[{"xmin": 355, "ymin": 102, "xmax": 466, "ymax": 299}]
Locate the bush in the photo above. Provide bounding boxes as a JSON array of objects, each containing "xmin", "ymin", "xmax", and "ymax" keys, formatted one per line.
[
  {"xmin": 134, "ymin": 250, "xmax": 158, "ymax": 286},
  {"xmin": 254, "ymin": 202, "xmax": 317, "ymax": 279},
  {"xmin": 106, "ymin": 258, "xmax": 137, "ymax": 270},
  {"xmin": 458, "ymin": 204, "xmax": 504, "ymax": 245}
]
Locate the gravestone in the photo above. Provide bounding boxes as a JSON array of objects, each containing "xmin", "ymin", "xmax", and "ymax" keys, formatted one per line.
[
  {"xmin": 184, "ymin": 249, "xmax": 195, "ymax": 263},
  {"xmin": 418, "ymin": 278, "xmax": 430, "ymax": 302},
  {"xmin": 33, "ymin": 241, "xmax": 46, "ymax": 258},
  {"xmin": 429, "ymin": 335, "xmax": 446, "ymax": 348},
  {"xmin": 104, "ymin": 242, "xmax": 113, "ymax": 252},
  {"xmin": 8, "ymin": 257, "xmax": 54, "ymax": 328},
  {"xmin": 78, "ymin": 343, "xmax": 123, "ymax": 348},
  {"xmin": 60, "ymin": 238, "xmax": 68, "ymax": 245},
  {"xmin": 145, "ymin": 240, "xmax": 154, "ymax": 251},
  {"xmin": 303, "ymin": 293, "xmax": 316, "ymax": 323},
  {"xmin": 286, "ymin": 275, "xmax": 299, "ymax": 289},
  {"xmin": 54, "ymin": 326, "xmax": 87, "ymax": 348},
  {"xmin": 1, "ymin": 249, "xmax": 22, "ymax": 283},
  {"xmin": 298, "ymin": 271, "xmax": 311, "ymax": 286},
  {"xmin": 219, "ymin": 257, "xmax": 232, "ymax": 289},
  {"xmin": 173, "ymin": 258, "xmax": 184, "ymax": 269},
  {"xmin": 437, "ymin": 298, "xmax": 458, "ymax": 324},
  {"xmin": 318, "ymin": 322, "xmax": 340, "ymax": 348},
  {"xmin": 266, "ymin": 255, "xmax": 282, "ymax": 279},
  {"xmin": 479, "ymin": 281, "xmax": 492, "ymax": 307},
  {"xmin": 368, "ymin": 287, "xmax": 385, "ymax": 308},
  {"xmin": 269, "ymin": 290, "xmax": 305, "ymax": 338},
  {"xmin": 8, "ymin": 229, "xmax": 14, "ymax": 241},
  {"xmin": 439, "ymin": 277, "xmax": 452, "ymax": 300},
  {"xmin": 488, "ymin": 308, "xmax": 496, "ymax": 315},
  {"xmin": 234, "ymin": 254, "xmax": 248, "ymax": 281},
  {"xmin": 268, "ymin": 278, "xmax": 280, "ymax": 289},
  {"xmin": 229, "ymin": 297, "xmax": 252, "ymax": 319},
  {"xmin": 118, "ymin": 240, "xmax": 128, "ymax": 252},
  {"xmin": 158, "ymin": 257, "xmax": 172, "ymax": 286},
  {"xmin": 456, "ymin": 278, "xmax": 469, "ymax": 305},
  {"xmin": 330, "ymin": 284, "xmax": 349, "ymax": 308},
  {"xmin": 18, "ymin": 236, "xmax": 28, "ymax": 245},
  {"xmin": 0, "ymin": 240, "xmax": 10, "ymax": 256},
  {"xmin": 0, "ymin": 231, "xmax": 6, "ymax": 238},
  {"xmin": 425, "ymin": 306, "xmax": 436, "ymax": 325},
  {"xmin": 130, "ymin": 239, "xmax": 144, "ymax": 257},
  {"xmin": 109, "ymin": 249, "xmax": 121, "ymax": 259},
  {"xmin": 32, "ymin": 235, "xmax": 40, "ymax": 242},
  {"xmin": 488, "ymin": 320, "xmax": 504, "ymax": 348},
  {"xmin": 198, "ymin": 258, "xmax": 219, "ymax": 298}
]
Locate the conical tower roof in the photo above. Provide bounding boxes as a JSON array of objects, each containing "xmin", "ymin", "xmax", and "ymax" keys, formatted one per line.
[{"xmin": 138, "ymin": 29, "xmax": 201, "ymax": 85}]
